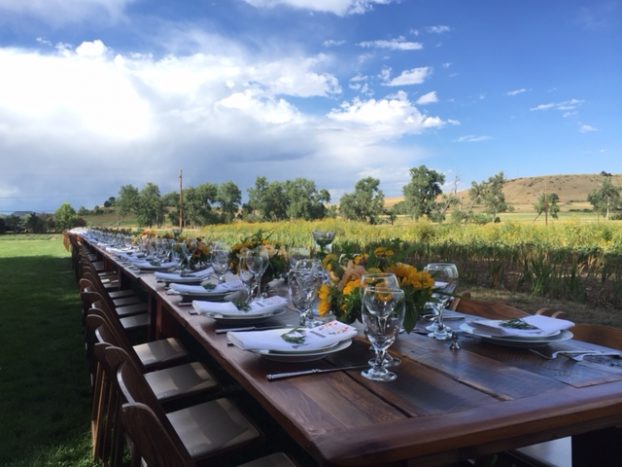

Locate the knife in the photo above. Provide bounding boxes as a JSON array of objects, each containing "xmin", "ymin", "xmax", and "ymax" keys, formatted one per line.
[
  {"xmin": 267, "ymin": 364, "xmax": 368, "ymax": 381},
  {"xmin": 215, "ymin": 325, "xmax": 289, "ymax": 334}
]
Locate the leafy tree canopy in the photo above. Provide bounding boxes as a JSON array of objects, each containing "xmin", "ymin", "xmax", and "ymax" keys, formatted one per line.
[
  {"xmin": 339, "ymin": 177, "xmax": 385, "ymax": 224},
  {"xmin": 402, "ymin": 165, "xmax": 445, "ymax": 220}
]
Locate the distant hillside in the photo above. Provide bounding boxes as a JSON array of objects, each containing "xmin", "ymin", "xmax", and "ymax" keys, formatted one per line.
[{"xmin": 386, "ymin": 173, "xmax": 622, "ymax": 212}]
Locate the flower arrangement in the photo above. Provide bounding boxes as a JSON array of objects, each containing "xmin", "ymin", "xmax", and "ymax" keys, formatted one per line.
[
  {"xmin": 229, "ymin": 230, "xmax": 287, "ymax": 281},
  {"xmin": 317, "ymin": 247, "xmax": 435, "ymax": 333}
]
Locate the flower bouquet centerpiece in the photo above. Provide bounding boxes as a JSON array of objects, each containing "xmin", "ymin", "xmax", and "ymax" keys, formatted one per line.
[
  {"xmin": 317, "ymin": 246, "xmax": 435, "ymax": 333},
  {"xmin": 229, "ymin": 231, "xmax": 287, "ymax": 284},
  {"xmin": 177, "ymin": 237, "xmax": 211, "ymax": 271}
]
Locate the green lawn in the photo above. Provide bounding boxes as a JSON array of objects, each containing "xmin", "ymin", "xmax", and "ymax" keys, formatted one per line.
[{"xmin": 0, "ymin": 235, "xmax": 95, "ymax": 466}]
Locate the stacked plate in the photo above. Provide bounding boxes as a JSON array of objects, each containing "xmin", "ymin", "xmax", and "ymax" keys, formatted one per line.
[
  {"xmin": 228, "ymin": 321, "xmax": 358, "ymax": 362},
  {"xmin": 460, "ymin": 315, "xmax": 574, "ymax": 348},
  {"xmin": 193, "ymin": 295, "xmax": 288, "ymax": 324}
]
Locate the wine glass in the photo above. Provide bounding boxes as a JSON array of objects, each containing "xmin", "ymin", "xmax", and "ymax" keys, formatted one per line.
[
  {"xmin": 424, "ymin": 263, "xmax": 459, "ymax": 340},
  {"xmin": 244, "ymin": 247, "xmax": 270, "ymax": 298},
  {"xmin": 237, "ymin": 255, "xmax": 255, "ymax": 304},
  {"xmin": 312, "ymin": 230, "xmax": 336, "ymax": 253},
  {"xmin": 210, "ymin": 245, "xmax": 230, "ymax": 283},
  {"xmin": 288, "ymin": 259, "xmax": 323, "ymax": 327},
  {"xmin": 361, "ymin": 286, "xmax": 405, "ymax": 382},
  {"xmin": 360, "ymin": 272, "xmax": 402, "ymax": 367}
]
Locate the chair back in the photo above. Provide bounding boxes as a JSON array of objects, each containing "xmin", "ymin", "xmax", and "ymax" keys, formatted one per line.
[
  {"xmin": 120, "ymin": 402, "xmax": 194, "ymax": 467},
  {"xmin": 455, "ymin": 297, "xmax": 528, "ymax": 320},
  {"xmin": 110, "ymin": 347, "xmax": 161, "ymax": 411},
  {"xmin": 571, "ymin": 323, "xmax": 622, "ymax": 350}
]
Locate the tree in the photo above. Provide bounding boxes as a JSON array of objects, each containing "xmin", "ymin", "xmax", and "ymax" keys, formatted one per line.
[
  {"xmin": 216, "ymin": 181, "xmax": 242, "ymax": 223},
  {"xmin": 103, "ymin": 196, "xmax": 116, "ymax": 208},
  {"xmin": 55, "ymin": 203, "xmax": 78, "ymax": 230},
  {"xmin": 0, "ymin": 217, "xmax": 6, "ymax": 234},
  {"xmin": 185, "ymin": 183, "xmax": 218, "ymax": 225},
  {"xmin": 135, "ymin": 183, "xmax": 164, "ymax": 227},
  {"xmin": 588, "ymin": 177, "xmax": 621, "ymax": 220},
  {"xmin": 247, "ymin": 177, "xmax": 288, "ymax": 221},
  {"xmin": 117, "ymin": 185, "xmax": 140, "ymax": 216},
  {"xmin": 469, "ymin": 172, "xmax": 508, "ymax": 220},
  {"xmin": 283, "ymin": 178, "xmax": 330, "ymax": 220},
  {"xmin": 339, "ymin": 177, "xmax": 385, "ymax": 224},
  {"xmin": 24, "ymin": 212, "xmax": 46, "ymax": 233},
  {"xmin": 534, "ymin": 192, "xmax": 560, "ymax": 225},
  {"xmin": 402, "ymin": 165, "xmax": 445, "ymax": 220}
]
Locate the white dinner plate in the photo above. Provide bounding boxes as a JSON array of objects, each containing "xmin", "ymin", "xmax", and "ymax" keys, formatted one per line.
[
  {"xmin": 252, "ymin": 339, "xmax": 352, "ymax": 362},
  {"xmin": 460, "ymin": 322, "xmax": 574, "ymax": 348},
  {"xmin": 205, "ymin": 307, "xmax": 287, "ymax": 325}
]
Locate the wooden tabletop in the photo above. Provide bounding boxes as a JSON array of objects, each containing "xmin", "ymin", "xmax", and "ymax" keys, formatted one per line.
[{"xmin": 91, "ymin": 242, "xmax": 622, "ymax": 466}]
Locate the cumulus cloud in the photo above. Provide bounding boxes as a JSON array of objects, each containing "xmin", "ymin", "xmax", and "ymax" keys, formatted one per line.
[
  {"xmin": 530, "ymin": 98, "xmax": 584, "ymax": 112},
  {"xmin": 455, "ymin": 135, "xmax": 492, "ymax": 143},
  {"xmin": 507, "ymin": 88, "xmax": 528, "ymax": 96},
  {"xmin": 327, "ymin": 90, "xmax": 448, "ymax": 143},
  {"xmin": 425, "ymin": 25, "xmax": 451, "ymax": 34},
  {"xmin": 579, "ymin": 124, "xmax": 598, "ymax": 134},
  {"xmin": 0, "ymin": 0, "xmax": 134, "ymax": 25},
  {"xmin": 359, "ymin": 36, "xmax": 423, "ymax": 51},
  {"xmin": 382, "ymin": 66, "xmax": 431, "ymax": 86},
  {"xmin": 242, "ymin": 0, "xmax": 394, "ymax": 16},
  {"xmin": 416, "ymin": 91, "xmax": 438, "ymax": 105}
]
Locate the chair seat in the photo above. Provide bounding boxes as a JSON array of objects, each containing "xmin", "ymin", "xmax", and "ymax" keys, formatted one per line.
[
  {"xmin": 166, "ymin": 397, "xmax": 260, "ymax": 459},
  {"xmin": 112, "ymin": 295, "xmax": 142, "ymax": 307},
  {"xmin": 238, "ymin": 452, "xmax": 298, "ymax": 467},
  {"xmin": 108, "ymin": 288, "xmax": 137, "ymax": 299},
  {"xmin": 145, "ymin": 362, "xmax": 218, "ymax": 401},
  {"xmin": 116, "ymin": 302, "xmax": 148, "ymax": 317},
  {"xmin": 134, "ymin": 337, "xmax": 188, "ymax": 369},
  {"xmin": 120, "ymin": 313, "xmax": 150, "ymax": 331}
]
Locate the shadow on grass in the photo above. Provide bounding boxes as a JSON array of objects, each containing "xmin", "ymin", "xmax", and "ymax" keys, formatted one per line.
[{"xmin": 0, "ymin": 256, "xmax": 96, "ymax": 466}]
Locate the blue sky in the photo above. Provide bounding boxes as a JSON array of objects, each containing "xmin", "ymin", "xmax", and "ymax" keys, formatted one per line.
[{"xmin": 0, "ymin": 0, "xmax": 620, "ymax": 212}]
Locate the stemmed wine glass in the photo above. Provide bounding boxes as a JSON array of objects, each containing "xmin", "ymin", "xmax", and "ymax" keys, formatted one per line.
[
  {"xmin": 361, "ymin": 286, "xmax": 405, "ymax": 382},
  {"xmin": 210, "ymin": 245, "xmax": 230, "ymax": 283},
  {"xmin": 243, "ymin": 247, "xmax": 270, "ymax": 298},
  {"xmin": 312, "ymin": 230, "xmax": 336, "ymax": 254},
  {"xmin": 360, "ymin": 272, "xmax": 402, "ymax": 367},
  {"xmin": 288, "ymin": 259, "xmax": 323, "ymax": 327},
  {"xmin": 237, "ymin": 255, "xmax": 255, "ymax": 304},
  {"xmin": 424, "ymin": 263, "xmax": 459, "ymax": 340}
]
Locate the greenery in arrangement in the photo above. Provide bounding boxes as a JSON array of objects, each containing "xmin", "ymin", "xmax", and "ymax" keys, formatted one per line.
[{"xmin": 0, "ymin": 235, "xmax": 95, "ymax": 467}]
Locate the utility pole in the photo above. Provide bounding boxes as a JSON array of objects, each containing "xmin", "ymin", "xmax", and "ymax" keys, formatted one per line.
[{"xmin": 179, "ymin": 170, "xmax": 184, "ymax": 230}]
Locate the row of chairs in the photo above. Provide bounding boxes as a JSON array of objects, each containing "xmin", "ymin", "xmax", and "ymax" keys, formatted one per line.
[{"xmin": 72, "ymin": 237, "xmax": 299, "ymax": 467}]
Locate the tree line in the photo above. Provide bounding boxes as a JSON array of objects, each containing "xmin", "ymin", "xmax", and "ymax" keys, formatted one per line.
[{"xmin": 2, "ymin": 168, "xmax": 621, "ymax": 233}]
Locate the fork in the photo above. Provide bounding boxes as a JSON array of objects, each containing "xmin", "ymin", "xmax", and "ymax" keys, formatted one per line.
[{"xmin": 530, "ymin": 349, "xmax": 622, "ymax": 360}]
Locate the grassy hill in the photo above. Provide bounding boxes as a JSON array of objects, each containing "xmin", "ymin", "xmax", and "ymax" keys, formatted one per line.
[{"xmin": 387, "ymin": 173, "xmax": 622, "ymax": 213}]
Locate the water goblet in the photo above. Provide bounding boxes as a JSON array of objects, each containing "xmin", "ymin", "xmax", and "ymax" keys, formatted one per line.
[
  {"xmin": 424, "ymin": 263, "xmax": 459, "ymax": 340},
  {"xmin": 312, "ymin": 230, "xmax": 336, "ymax": 253},
  {"xmin": 360, "ymin": 272, "xmax": 402, "ymax": 367},
  {"xmin": 237, "ymin": 256, "xmax": 256, "ymax": 304},
  {"xmin": 361, "ymin": 286, "xmax": 405, "ymax": 382},
  {"xmin": 244, "ymin": 247, "xmax": 270, "ymax": 298},
  {"xmin": 289, "ymin": 259, "xmax": 323, "ymax": 327},
  {"xmin": 211, "ymin": 245, "xmax": 230, "ymax": 283}
]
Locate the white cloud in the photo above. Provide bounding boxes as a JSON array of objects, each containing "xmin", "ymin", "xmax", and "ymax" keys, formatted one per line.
[
  {"xmin": 359, "ymin": 36, "xmax": 423, "ymax": 51},
  {"xmin": 507, "ymin": 88, "xmax": 528, "ymax": 96},
  {"xmin": 383, "ymin": 66, "xmax": 431, "ymax": 86},
  {"xmin": 0, "ymin": 0, "xmax": 134, "ymax": 25},
  {"xmin": 242, "ymin": 0, "xmax": 394, "ymax": 16},
  {"xmin": 425, "ymin": 25, "xmax": 451, "ymax": 34},
  {"xmin": 455, "ymin": 135, "xmax": 492, "ymax": 143},
  {"xmin": 327, "ymin": 90, "xmax": 448, "ymax": 142},
  {"xmin": 530, "ymin": 98, "xmax": 584, "ymax": 112},
  {"xmin": 579, "ymin": 124, "xmax": 598, "ymax": 133},
  {"xmin": 416, "ymin": 91, "xmax": 438, "ymax": 105},
  {"xmin": 323, "ymin": 39, "xmax": 346, "ymax": 47}
]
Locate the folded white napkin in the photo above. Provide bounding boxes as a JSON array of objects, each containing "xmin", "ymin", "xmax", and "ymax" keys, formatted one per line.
[
  {"xmin": 155, "ymin": 268, "xmax": 213, "ymax": 283},
  {"xmin": 228, "ymin": 320, "xmax": 358, "ymax": 353},
  {"xmin": 193, "ymin": 295, "xmax": 287, "ymax": 317},
  {"xmin": 172, "ymin": 279, "xmax": 243, "ymax": 295},
  {"xmin": 227, "ymin": 321, "xmax": 357, "ymax": 352},
  {"xmin": 469, "ymin": 315, "xmax": 574, "ymax": 338},
  {"xmin": 131, "ymin": 259, "xmax": 178, "ymax": 270}
]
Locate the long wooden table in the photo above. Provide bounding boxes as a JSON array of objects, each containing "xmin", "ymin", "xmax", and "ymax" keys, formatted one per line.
[{"xmin": 91, "ymin": 240, "xmax": 622, "ymax": 466}]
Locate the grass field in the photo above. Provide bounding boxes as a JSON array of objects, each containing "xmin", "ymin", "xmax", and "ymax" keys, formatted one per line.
[{"xmin": 0, "ymin": 235, "xmax": 95, "ymax": 467}]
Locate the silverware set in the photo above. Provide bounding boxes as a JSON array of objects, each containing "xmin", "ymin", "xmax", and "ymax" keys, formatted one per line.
[{"xmin": 530, "ymin": 348, "xmax": 622, "ymax": 361}]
